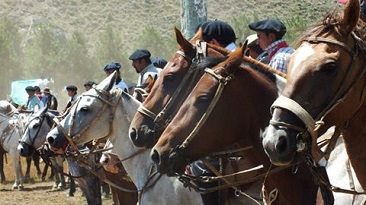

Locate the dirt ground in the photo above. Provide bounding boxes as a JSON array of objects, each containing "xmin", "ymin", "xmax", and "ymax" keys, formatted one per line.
[{"xmin": 0, "ymin": 157, "xmax": 114, "ymax": 205}]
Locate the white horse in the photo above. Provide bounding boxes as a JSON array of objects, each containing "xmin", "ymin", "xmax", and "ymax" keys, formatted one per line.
[
  {"xmin": 0, "ymin": 113, "xmax": 24, "ymax": 189},
  {"xmin": 17, "ymin": 106, "xmax": 104, "ymax": 204},
  {"xmin": 318, "ymin": 127, "xmax": 365, "ymax": 205},
  {"xmin": 47, "ymin": 72, "xmax": 204, "ymax": 205}
]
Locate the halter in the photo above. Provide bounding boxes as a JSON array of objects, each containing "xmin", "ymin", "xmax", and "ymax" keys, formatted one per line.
[
  {"xmin": 19, "ymin": 114, "xmax": 47, "ymax": 150},
  {"xmin": 270, "ymin": 32, "xmax": 366, "ymax": 162},
  {"xmin": 269, "ymin": 32, "xmax": 366, "ymax": 197},
  {"xmin": 53, "ymin": 87, "xmax": 122, "ymax": 155},
  {"xmin": 137, "ymin": 41, "xmax": 209, "ymax": 132}
]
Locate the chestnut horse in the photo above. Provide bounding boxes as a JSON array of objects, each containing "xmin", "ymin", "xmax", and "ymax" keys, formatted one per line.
[
  {"xmin": 129, "ymin": 27, "xmax": 231, "ymax": 149},
  {"xmin": 150, "ymin": 45, "xmax": 320, "ymax": 205},
  {"xmin": 262, "ymin": 0, "xmax": 366, "ymax": 192}
]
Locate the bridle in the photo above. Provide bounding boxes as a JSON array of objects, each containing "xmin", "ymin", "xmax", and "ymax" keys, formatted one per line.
[
  {"xmin": 53, "ymin": 87, "xmax": 122, "ymax": 155},
  {"xmin": 269, "ymin": 32, "xmax": 366, "ymax": 197},
  {"xmin": 136, "ymin": 41, "xmax": 211, "ymax": 133},
  {"xmin": 270, "ymin": 32, "xmax": 366, "ymax": 162},
  {"xmin": 53, "ymin": 87, "xmax": 163, "ymax": 195},
  {"xmin": 19, "ymin": 113, "xmax": 49, "ymax": 150}
]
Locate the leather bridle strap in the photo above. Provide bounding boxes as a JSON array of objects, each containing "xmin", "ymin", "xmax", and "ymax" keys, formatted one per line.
[
  {"xmin": 270, "ymin": 95, "xmax": 323, "ymax": 162},
  {"xmin": 179, "ymin": 67, "xmax": 232, "ymax": 150}
]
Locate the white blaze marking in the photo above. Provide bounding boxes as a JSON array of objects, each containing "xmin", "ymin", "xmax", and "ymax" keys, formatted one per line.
[{"xmin": 290, "ymin": 43, "xmax": 315, "ymax": 76}]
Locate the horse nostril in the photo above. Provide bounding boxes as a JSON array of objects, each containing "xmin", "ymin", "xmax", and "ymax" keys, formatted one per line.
[
  {"xmin": 276, "ymin": 136, "xmax": 288, "ymax": 154},
  {"xmin": 47, "ymin": 137, "xmax": 55, "ymax": 145},
  {"xmin": 130, "ymin": 128, "xmax": 137, "ymax": 141},
  {"xmin": 151, "ymin": 149, "xmax": 160, "ymax": 165}
]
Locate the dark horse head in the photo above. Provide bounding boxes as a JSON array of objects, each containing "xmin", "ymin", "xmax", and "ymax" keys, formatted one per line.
[{"xmin": 129, "ymin": 27, "xmax": 230, "ymax": 149}]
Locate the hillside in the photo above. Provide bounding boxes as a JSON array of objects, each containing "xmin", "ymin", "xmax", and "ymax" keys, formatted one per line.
[{"xmin": 0, "ymin": 0, "xmax": 341, "ymax": 103}]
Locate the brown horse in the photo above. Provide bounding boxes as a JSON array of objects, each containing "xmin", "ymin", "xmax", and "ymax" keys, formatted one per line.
[
  {"xmin": 262, "ymin": 0, "xmax": 366, "ymax": 191},
  {"xmin": 129, "ymin": 27, "xmax": 230, "ymax": 149},
  {"xmin": 150, "ymin": 45, "xmax": 320, "ymax": 205}
]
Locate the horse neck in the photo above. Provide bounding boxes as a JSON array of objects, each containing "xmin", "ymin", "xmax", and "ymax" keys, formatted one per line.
[{"xmin": 109, "ymin": 109, "xmax": 157, "ymax": 190}]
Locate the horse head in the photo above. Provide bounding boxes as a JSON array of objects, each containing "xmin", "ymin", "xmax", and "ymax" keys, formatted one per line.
[
  {"xmin": 18, "ymin": 106, "xmax": 50, "ymax": 157},
  {"xmin": 129, "ymin": 27, "xmax": 230, "ymax": 149},
  {"xmin": 149, "ymin": 44, "xmax": 273, "ymax": 175},
  {"xmin": 46, "ymin": 71, "xmax": 117, "ymax": 154},
  {"xmin": 262, "ymin": 0, "xmax": 366, "ymax": 166}
]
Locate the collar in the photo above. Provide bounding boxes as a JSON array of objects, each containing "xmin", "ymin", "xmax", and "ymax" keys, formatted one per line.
[
  {"xmin": 225, "ymin": 42, "xmax": 236, "ymax": 52},
  {"xmin": 264, "ymin": 39, "xmax": 286, "ymax": 54}
]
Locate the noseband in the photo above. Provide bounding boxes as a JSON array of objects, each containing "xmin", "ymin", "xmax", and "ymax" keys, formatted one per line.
[
  {"xmin": 136, "ymin": 41, "xmax": 209, "ymax": 132},
  {"xmin": 20, "ymin": 114, "xmax": 48, "ymax": 149},
  {"xmin": 270, "ymin": 32, "xmax": 366, "ymax": 162},
  {"xmin": 53, "ymin": 87, "xmax": 123, "ymax": 154}
]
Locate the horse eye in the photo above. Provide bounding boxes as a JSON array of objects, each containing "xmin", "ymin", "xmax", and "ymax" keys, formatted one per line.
[
  {"xmin": 33, "ymin": 123, "xmax": 40, "ymax": 128},
  {"xmin": 196, "ymin": 94, "xmax": 211, "ymax": 103},
  {"xmin": 320, "ymin": 62, "xmax": 337, "ymax": 73},
  {"xmin": 80, "ymin": 107, "xmax": 89, "ymax": 112},
  {"xmin": 164, "ymin": 74, "xmax": 175, "ymax": 82}
]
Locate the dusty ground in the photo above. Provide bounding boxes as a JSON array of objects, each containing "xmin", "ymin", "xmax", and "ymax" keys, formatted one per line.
[{"xmin": 0, "ymin": 158, "xmax": 114, "ymax": 205}]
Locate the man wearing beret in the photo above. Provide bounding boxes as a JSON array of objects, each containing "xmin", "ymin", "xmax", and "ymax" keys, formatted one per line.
[
  {"xmin": 63, "ymin": 85, "xmax": 79, "ymax": 113},
  {"xmin": 43, "ymin": 87, "xmax": 58, "ymax": 110},
  {"xmin": 18, "ymin": 86, "xmax": 43, "ymax": 113},
  {"xmin": 129, "ymin": 49, "xmax": 162, "ymax": 87},
  {"xmin": 198, "ymin": 19, "xmax": 237, "ymax": 51},
  {"xmin": 249, "ymin": 18, "xmax": 294, "ymax": 73},
  {"xmin": 103, "ymin": 62, "xmax": 128, "ymax": 92},
  {"xmin": 83, "ymin": 81, "xmax": 97, "ymax": 92}
]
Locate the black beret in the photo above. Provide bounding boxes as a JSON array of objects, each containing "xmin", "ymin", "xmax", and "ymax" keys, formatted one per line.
[
  {"xmin": 151, "ymin": 57, "xmax": 168, "ymax": 68},
  {"xmin": 248, "ymin": 19, "xmax": 287, "ymax": 38},
  {"xmin": 66, "ymin": 85, "xmax": 77, "ymax": 91},
  {"xmin": 83, "ymin": 81, "xmax": 96, "ymax": 87},
  {"xmin": 128, "ymin": 49, "xmax": 151, "ymax": 60},
  {"xmin": 25, "ymin": 86, "xmax": 35, "ymax": 91},
  {"xmin": 103, "ymin": 62, "xmax": 121, "ymax": 71},
  {"xmin": 200, "ymin": 20, "xmax": 236, "ymax": 43}
]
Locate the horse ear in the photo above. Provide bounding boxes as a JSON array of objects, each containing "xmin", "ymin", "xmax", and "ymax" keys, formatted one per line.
[
  {"xmin": 174, "ymin": 27, "xmax": 195, "ymax": 58},
  {"xmin": 96, "ymin": 71, "xmax": 116, "ymax": 92},
  {"xmin": 40, "ymin": 105, "xmax": 48, "ymax": 115},
  {"xmin": 340, "ymin": 0, "xmax": 360, "ymax": 35},
  {"xmin": 223, "ymin": 44, "xmax": 245, "ymax": 71}
]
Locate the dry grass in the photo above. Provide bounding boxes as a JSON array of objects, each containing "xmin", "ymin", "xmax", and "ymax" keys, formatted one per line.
[{"xmin": 1, "ymin": 156, "xmax": 113, "ymax": 205}]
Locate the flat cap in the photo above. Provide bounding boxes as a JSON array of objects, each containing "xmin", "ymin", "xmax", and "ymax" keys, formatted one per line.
[
  {"xmin": 25, "ymin": 86, "xmax": 35, "ymax": 91},
  {"xmin": 83, "ymin": 81, "xmax": 97, "ymax": 87},
  {"xmin": 200, "ymin": 20, "xmax": 236, "ymax": 43},
  {"xmin": 151, "ymin": 57, "xmax": 168, "ymax": 68},
  {"xmin": 66, "ymin": 85, "xmax": 77, "ymax": 91},
  {"xmin": 128, "ymin": 49, "xmax": 151, "ymax": 60},
  {"xmin": 104, "ymin": 62, "xmax": 121, "ymax": 71},
  {"xmin": 43, "ymin": 87, "xmax": 51, "ymax": 94},
  {"xmin": 248, "ymin": 19, "xmax": 287, "ymax": 38}
]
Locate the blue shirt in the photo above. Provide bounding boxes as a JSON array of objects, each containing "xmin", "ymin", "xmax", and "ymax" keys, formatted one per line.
[{"xmin": 26, "ymin": 95, "xmax": 43, "ymax": 111}]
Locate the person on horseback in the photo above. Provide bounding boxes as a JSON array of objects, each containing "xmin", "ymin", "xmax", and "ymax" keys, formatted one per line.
[
  {"xmin": 63, "ymin": 85, "xmax": 78, "ymax": 113},
  {"xmin": 42, "ymin": 87, "xmax": 58, "ymax": 110},
  {"xmin": 129, "ymin": 49, "xmax": 162, "ymax": 87},
  {"xmin": 248, "ymin": 18, "xmax": 294, "ymax": 73},
  {"xmin": 83, "ymin": 81, "xmax": 97, "ymax": 92},
  {"xmin": 198, "ymin": 19, "xmax": 237, "ymax": 51},
  {"xmin": 103, "ymin": 62, "xmax": 128, "ymax": 92},
  {"xmin": 18, "ymin": 86, "xmax": 44, "ymax": 113}
]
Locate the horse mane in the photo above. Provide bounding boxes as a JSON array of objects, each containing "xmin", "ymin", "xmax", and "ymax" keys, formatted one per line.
[{"xmin": 294, "ymin": 11, "xmax": 366, "ymax": 52}]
